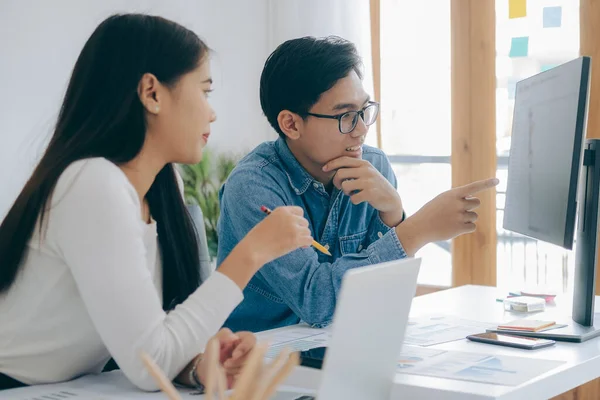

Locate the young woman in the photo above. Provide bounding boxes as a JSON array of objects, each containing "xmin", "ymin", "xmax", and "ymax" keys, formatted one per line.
[{"xmin": 0, "ymin": 14, "xmax": 313, "ymax": 391}]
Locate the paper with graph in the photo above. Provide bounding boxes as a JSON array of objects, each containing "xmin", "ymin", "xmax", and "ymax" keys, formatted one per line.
[
  {"xmin": 0, "ymin": 371, "xmax": 199, "ymax": 399},
  {"xmin": 404, "ymin": 315, "xmax": 496, "ymax": 346},
  {"xmin": 256, "ymin": 324, "xmax": 563, "ymax": 386},
  {"xmin": 397, "ymin": 345, "xmax": 564, "ymax": 386},
  {"xmin": 257, "ymin": 325, "xmax": 332, "ymax": 359}
]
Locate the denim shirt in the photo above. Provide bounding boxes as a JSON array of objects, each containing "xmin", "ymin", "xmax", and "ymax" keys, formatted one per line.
[{"xmin": 217, "ymin": 138, "xmax": 407, "ymax": 332}]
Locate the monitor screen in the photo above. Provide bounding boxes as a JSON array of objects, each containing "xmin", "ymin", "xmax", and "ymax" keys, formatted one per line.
[{"xmin": 503, "ymin": 57, "xmax": 590, "ymax": 249}]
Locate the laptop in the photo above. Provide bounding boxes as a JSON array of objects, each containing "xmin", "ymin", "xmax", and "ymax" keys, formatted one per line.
[{"xmin": 273, "ymin": 257, "xmax": 421, "ymax": 400}]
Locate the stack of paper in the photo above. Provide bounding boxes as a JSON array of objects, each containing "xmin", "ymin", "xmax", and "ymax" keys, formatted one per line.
[
  {"xmin": 497, "ymin": 319, "xmax": 556, "ymax": 332},
  {"xmin": 504, "ymin": 296, "xmax": 546, "ymax": 312}
]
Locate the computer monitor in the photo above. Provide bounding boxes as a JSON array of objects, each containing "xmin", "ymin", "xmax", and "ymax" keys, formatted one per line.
[{"xmin": 503, "ymin": 56, "xmax": 599, "ymax": 341}]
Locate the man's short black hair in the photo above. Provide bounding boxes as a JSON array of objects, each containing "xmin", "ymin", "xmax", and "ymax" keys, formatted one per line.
[{"xmin": 260, "ymin": 36, "xmax": 363, "ymax": 138}]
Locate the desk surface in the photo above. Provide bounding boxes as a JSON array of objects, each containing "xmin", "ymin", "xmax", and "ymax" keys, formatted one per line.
[
  {"xmin": 3, "ymin": 285, "xmax": 598, "ymax": 399},
  {"xmin": 279, "ymin": 285, "xmax": 600, "ymax": 400}
]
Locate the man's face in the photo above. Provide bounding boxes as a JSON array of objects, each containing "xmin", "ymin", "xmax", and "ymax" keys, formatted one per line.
[{"xmin": 291, "ymin": 71, "xmax": 372, "ymax": 169}]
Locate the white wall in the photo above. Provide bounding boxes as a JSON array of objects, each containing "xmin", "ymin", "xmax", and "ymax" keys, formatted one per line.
[
  {"xmin": 267, "ymin": 0, "xmax": 377, "ymax": 148},
  {"xmin": 0, "ymin": 0, "xmax": 374, "ymax": 218},
  {"xmin": 0, "ymin": 0, "xmax": 275, "ymax": 217}
]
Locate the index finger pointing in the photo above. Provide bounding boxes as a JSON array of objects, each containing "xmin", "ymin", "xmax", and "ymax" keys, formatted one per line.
[{"xmin": 455, "ymin": 178, "xmax": 499, "ymax": 197}]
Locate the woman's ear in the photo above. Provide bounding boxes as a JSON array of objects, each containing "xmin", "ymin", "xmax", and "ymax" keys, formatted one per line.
[{"xmin": 138, "ymin": 73, "xmax": 161, "ymax": 114}]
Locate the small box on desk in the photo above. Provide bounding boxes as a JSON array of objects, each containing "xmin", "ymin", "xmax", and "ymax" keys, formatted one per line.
[{"xmin": 503, "ymin": 296, "xmax": 546, "ymax": 313}]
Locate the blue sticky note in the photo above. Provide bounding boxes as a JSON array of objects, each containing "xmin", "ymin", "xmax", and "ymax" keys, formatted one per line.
[
  {"xmin": 509, "ymin": 37, "xmax": 529, "ymax": 58},
  {"xmin": 541, "ymin": 64, "xmax": 557, "ymax": 72},
  {"xmin": 543, "ymin": 6, "xmax": 562, "ymax": 28}
]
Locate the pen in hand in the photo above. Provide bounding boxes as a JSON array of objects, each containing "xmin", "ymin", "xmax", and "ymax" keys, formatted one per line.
[{"xmin": 260, "ymin": 206, "xmax": 331, "ymax": 256}]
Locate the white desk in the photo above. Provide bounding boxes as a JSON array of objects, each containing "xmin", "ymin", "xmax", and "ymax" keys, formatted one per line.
[
  {"xmin": 277, "ymin": 285, "xmax": 600, "ymax": 400},
  {"xmin": 3, "ymin": 285, "xmax": 599, "ymax": 399},
  {"xmin": 0, "ymin": 371, "xmax": 313, "ymax": 399}
]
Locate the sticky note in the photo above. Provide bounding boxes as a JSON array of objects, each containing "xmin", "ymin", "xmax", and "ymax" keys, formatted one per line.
[
  {"xmin": 509, "ymin": 37, "xmax": 529, "ymax": 58},
  {"xmin": 543, "ymin": 6, "xmax": 562, "ymax": 28},
  {"xmin": 509, "ymin": 0, "xmax": 527, "ymax": 19},
  {"xmin": 541, "ymin": 64, "xmax": 557, "ymax": 72}
]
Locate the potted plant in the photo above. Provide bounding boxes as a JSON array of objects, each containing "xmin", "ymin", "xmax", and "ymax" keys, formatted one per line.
[{"xmin": 179, "ymin": 150, "xmax": 241, "ymax": 267}]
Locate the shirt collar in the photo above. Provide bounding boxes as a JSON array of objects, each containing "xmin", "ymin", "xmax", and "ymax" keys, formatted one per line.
[{"xmin": 274, "ymin": 137, "xmax": 319, "ymax": 195}]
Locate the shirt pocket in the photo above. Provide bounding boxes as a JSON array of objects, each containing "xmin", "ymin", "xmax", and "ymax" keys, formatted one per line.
[
  {"xmin": 339, "ymin": 230, "xmax": 368, "ymax": 256},
  {"xmin": 247, "ymin": 283, "xmax": 286, "ymax": 304}
]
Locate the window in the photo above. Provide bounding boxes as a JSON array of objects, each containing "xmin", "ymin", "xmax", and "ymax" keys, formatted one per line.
[{"xmin": 380, "ymin": 0, "xmax": 452, "ymax": 286}]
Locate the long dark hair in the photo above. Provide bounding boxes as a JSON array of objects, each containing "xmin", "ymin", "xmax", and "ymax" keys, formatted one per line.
[{"xmin": 0, "ymin": 14, "xmax": 207, "ymax": 310}]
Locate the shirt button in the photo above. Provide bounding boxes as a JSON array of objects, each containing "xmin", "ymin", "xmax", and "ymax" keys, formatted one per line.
[
  {"xmin": 324, "ymin": 244, "xmax": 330, "ymax": 251},
  {"xmin": 295, "ymin": 189, "xmax": 300, "ymax": 194},
  {"xmin": 377, "ymin": 232, "xmax": 384, "ymax": 239},
  {"xmin": 313, "ymin": 182, "xmax": 320, "ymax": 189}
]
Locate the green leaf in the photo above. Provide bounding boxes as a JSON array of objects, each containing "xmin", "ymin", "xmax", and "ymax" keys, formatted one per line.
[{"xmin": 177, "ymin": 149, "xmax": 244, "ymax": 253}]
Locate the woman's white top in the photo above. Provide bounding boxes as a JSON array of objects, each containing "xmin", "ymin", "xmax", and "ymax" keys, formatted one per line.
[{"xmin": 0, "ymin": 158, "xmax": 243, "ymax": 390}]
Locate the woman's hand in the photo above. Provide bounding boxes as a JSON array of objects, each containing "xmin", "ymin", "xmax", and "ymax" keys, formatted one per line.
[
  {"xmin": 197, "ymin": 328, "xmax": 257, "ymax": 388},
  {"xmin": 218, "ymin": 206, "xmax": 313, "ymax": 289}
]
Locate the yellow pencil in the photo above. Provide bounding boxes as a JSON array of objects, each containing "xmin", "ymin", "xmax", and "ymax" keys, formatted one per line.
[
  {"xmin": 140, "ymin": 352, "xmax": 182, "ymax": 400},
  {"xmin": 260, "ymin": 206, "xmax": 332, "ymax": 256},
  {"xmin": 259, "ymin": 351, "xmax": 299, "ymax": 400}
]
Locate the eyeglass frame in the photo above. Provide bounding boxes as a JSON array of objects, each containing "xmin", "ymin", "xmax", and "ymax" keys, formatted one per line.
[{"xmin": 305, "ymin": 101, "xmax": 380, "ymax": 134}]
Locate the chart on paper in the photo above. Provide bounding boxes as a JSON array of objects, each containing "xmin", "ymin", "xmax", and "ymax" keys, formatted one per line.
[
  {"xmin": 257, "ymin": 325, "xmax": 332, "ymax": 359},
  {"xmin": 404, "ymin": 315, "xmax": 496, "ymax": 346},
  {"xmin": 0, "ymin": 371, "xmax": 202, "ymax": 400},
  {"xmin": 397, "ymin": 345, "xmax": 565, "ymax": 386},
  {"xmin": 0, "ymin": 389, "xmax": 112, "ymax": 400}
]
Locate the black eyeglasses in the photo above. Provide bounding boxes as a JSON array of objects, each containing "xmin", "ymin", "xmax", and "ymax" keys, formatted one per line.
[{"xmin": 306, "ymin": 101, "xmax": 380, "ymax": 134}]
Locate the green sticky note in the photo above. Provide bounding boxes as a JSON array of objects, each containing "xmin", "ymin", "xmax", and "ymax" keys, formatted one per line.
[
  {"xmin": 543, "ymin": 6, "xmax": 562, "ymax": 28},
  {"xmin": 509, "ymin": 0, "xmax": 527, "ymax": 19},
  {"xmin": 509, "ymin": 37, "xmax": 529, "ymax": 58}
]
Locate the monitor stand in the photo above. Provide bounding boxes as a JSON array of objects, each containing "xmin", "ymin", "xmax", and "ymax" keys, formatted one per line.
[
  {"xmin": 570, "ymin": 139, "xmax": 600, "ymax": 339},
  {"xmin": 503, "ymin": 139, "xmax": 600, "ymax": 343}
]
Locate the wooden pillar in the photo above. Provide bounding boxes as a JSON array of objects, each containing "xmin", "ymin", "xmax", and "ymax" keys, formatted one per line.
[
  {"xmin": 450, "ymin": 0, "xmax": 497, "ymax": 287},
  {"xmin": 370, "ymin": 0, "xmax": 382, "ymax": 149}
]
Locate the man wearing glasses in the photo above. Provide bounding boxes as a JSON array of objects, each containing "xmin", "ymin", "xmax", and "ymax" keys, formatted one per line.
[{"xmin": 217, "ymin": 36, "xmax": 498, "ymax": 332}]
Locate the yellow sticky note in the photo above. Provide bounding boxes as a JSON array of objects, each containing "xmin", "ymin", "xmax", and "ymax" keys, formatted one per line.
[{"xmin": 509, "ymin": 0, "xmax": 526, "ymax": 19}]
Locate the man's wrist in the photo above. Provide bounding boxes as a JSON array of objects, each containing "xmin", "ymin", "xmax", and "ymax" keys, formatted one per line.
[
  {"xmin": 379, "ymin": 208, "xmax": 404, "ymax": 228},
  {"xmin": 394, "ymin": 215, "xmax": 427, "ymax": 257}
]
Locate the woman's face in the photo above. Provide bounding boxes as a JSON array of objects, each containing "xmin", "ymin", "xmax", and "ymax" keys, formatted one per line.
[{"xmin": 143, "ymin": 59, "xmax": 217, "ymax": 165}]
